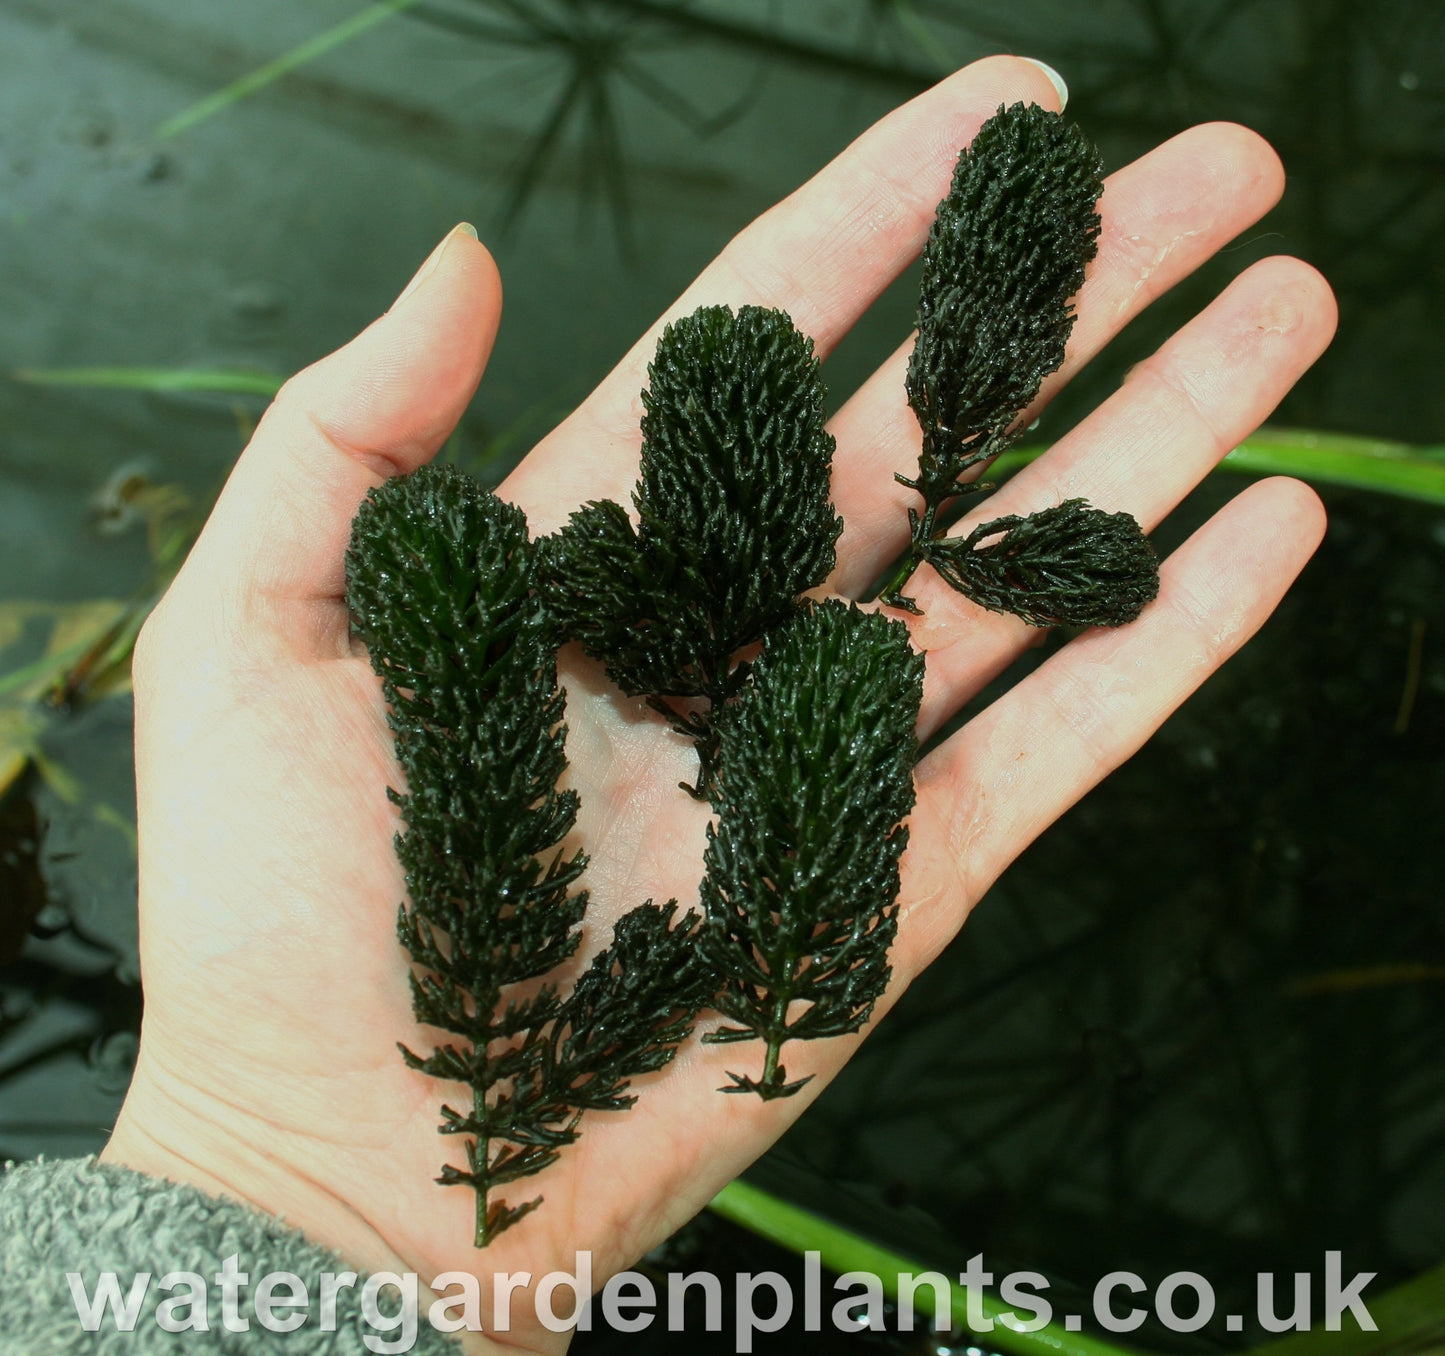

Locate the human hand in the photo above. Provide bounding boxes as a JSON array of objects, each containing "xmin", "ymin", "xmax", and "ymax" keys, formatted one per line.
[{"xmin": 102, "ymin": 54, "xmax": 1335, "ymax": 1353}]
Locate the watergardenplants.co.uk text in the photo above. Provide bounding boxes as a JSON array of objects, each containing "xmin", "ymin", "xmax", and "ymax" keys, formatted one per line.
[{"xmin": 66, "ymin": 1250, "xmax": 1380, "ymax": 1354}]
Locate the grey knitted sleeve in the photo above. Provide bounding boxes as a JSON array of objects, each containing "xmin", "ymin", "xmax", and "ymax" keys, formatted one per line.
[{"xmin": 0, "ymin": 1156, "xmax": 465, "ymax": 1353}]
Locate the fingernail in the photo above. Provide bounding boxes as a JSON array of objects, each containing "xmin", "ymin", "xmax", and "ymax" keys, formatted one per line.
[
  {"xmin": 393, "ymin": 223, "xmax": 478, "ymax": 309},
  {"xmin": 1020, "ymin": 57, "xmax": 1068, "ymax": 110}
]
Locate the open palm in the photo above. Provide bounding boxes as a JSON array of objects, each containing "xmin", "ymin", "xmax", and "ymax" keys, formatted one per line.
[{"xmin": 103, "ymin": 55, "xmax": 1336, "ymax": 1354}]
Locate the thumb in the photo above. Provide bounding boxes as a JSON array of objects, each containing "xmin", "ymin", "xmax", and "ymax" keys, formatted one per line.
[{"xmin": 172, "ymin": 224, "xmax": 503, "ymax": 653}]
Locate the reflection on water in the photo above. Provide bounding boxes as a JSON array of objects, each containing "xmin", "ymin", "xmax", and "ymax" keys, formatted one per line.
[{"xmin": 0, "ymin": 1, "xmax": 1442, "ymax": 1349}]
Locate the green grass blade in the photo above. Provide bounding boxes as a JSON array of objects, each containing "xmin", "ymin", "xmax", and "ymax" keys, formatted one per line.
[
  {"xmin": 0, "ymin": 636, "xmax": 94, "ymax": 700},
  {"xmin": 710, "ymin": 1178, "xmax": 1445, "ymax": 1356},
  {"xmin": 709, "ymin": 1178, "xmax": 1138, "ymax": 1356},
  {"xmin": 13, "ymin": 367, "xmax": 283, "ymax": 396},
  {"xmin": 1241, "ymin": 1257, "xmax": 1445, "ymax": 1356},
  {"xmin": 155, "ymin": 0, "xmax": 424, "ymax": 141},
  {"xmin": 989, "ymin": 429, "xmax": 1445, "ymax": 506},
  {"xmin": 1220, "ymin": 428, "xmax": 1445, "ymax": 503}
]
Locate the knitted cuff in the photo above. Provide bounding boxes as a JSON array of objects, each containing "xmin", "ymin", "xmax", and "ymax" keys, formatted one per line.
[{"xmin": 0, "ymin": 1155, "xmax": 463, "ymax": 1354}]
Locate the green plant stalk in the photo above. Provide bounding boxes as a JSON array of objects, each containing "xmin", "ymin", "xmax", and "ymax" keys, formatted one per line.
[
  {"xmin": 874, "ymin": 429, "xmax": 1445, "ymax": 602},
  {"xmin": 758, "ymin": 977, "xmax": 795, "ymax": 1097},
  {"xmin": 13, "ymin": 367, "xmax": 284, "ymax": 396},
  {"xmin": 988, "ymin": 429, "xmax": 1445, "ymax": 506},
  {"xmin": 0, "ymin": 640, "xmax": 94, "ymax": 701},
  {"xmin": 473, "ymin": 1086, "xmax": 491, "ymax": 1249},
  {"xmin": 155, "ymin": 0, "xmax": 424, "ymax": 141},
  {"xmin": 708, "ymin": 1179, "xmax": 1445, "ymax": 1356},
  {"xmin": 876, "ymin": 497, "xmax": 961, "ymax": 613},
  {"xmin": 1243, "ymin": 1258, "xmax": 1445, "ymax": 1356},
  {"xmin": 599, "ymin": 0, "xmax": 935, "ymax": 91},
  {"xmin": 708, "ymin": 1178, "xmax": 1137, "ymax": 1356}
]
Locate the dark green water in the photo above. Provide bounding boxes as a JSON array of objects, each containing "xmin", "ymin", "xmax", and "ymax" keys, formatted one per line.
[{"xmin": 1, "ymin": 2, "xmax": 1442, "ymax": 1351}]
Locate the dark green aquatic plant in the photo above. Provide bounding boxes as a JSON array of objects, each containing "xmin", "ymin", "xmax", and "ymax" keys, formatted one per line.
[
  {"xmin": 930, "ymin": 498, "xmax": 1159, "ymax": 628},
  {"xmin": 346, "ymin": 464, "xmax": 711, "ymax": 1246},
  {"xmin": 698, "ymin": 600, "xmax": 924, "ymax": 1099},
  {"xmin": 880, "ymin": 101, "xmax": 1157, "ymax": 622},
  {"xmin": 542, "ymin": 303, "xmax": 842, "ymax": 797},
  {"xmin": 347, "ymin": 108, "xmax": 1168, "ymax": 1185}
]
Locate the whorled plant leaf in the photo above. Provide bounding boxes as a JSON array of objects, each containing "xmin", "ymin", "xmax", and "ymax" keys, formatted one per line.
[
  {"xmin": 905, "ymin": 101, "xmax": 1104, "ymax": 500},
  {"xmin": 550, "ymin": 901, "xmax": 717, "ymax": 1114},
  {"xmin": 883, "ymin": 103, "xmax": 1129, "ymax": 615},
  {"xmin": 699, "ymin": 599, "xmax": 923, "ymax": 1099},
  {"xmin": 929, "ymin": 499, "xmax": 1160, "ymax": 628},
  {"xmin": 346, "ymin": 463, "xmax": 710, "ymax": 1245},
  {"xmin": 542, "ymin": 304, "xmax": 842, "ymax": 796},
  {"xmin": 537, "ymin": 499, "xmax": 713, "ymax": 701}
]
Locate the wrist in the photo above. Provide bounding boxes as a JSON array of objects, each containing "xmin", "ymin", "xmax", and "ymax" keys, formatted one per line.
[
  {"xmin": 102, "ymin": 1092, "xmax": 511, "ymax": 1355},
  {"xmin": 104, "ymin": 1064, "xmax": 390, "ymax": 1267},
  {"xmin": 103, "ymin": 1059, "xmax": 519, "ymax": 1353}
]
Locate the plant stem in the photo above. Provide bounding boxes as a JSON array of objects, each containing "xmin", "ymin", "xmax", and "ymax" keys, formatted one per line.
[
  {"xmin": 13, "ymin": 366, "xmax": 284, "ymax": 396},
  {"xmin": 653, "ymin": 653, "xmax": 755, "ymax": 800},
  {"xmin": 987, "ymin": 429, "xmax": 1445, "ymax": 507},
  {"xmin": 709, "ymin": 1178, "xmax": 1139, "ymax": 1356},
  {"xmin": 710, "ymin": 1176, "xmax": 1445, "ymax": 1356},
  {"xmin": 472, "ymin": 1085, "xmax": 491, "ymax": 1248},
  {"xmin": 155, "ymin": 0, "xmax": 425, "ymax": 141},
  {"xmin": 760, "ymin": 980, "xmax": 794, "ymax": 1097},
  {"xmin": 754, "ymin": 955, "xmax": 800, "ymax": 1099},
  {"xmin": 760, "ymin": 1035, "xmax": 783, "ymax": 1094},
  {"xmin": 876, "ymin": 503, "xmax": 939, "ymax": 612}
]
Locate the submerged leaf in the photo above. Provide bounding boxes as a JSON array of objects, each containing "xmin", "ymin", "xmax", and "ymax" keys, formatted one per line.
[
  {"xmin": 906, "ymin": 102, "xmax": 1104, "ymax": 497},
  {"xmin": 543, "ymin": 304, "xmax": 842, "ymax": 795},
  {"xmin": 700, "ymin": 600, "xmax": 923, "ymax": 1099},
  {"xmin": 348, "ymin": 465, "xmax": 584, "ymax": 1242},
  {"xmin": 929, "ymin": 499, "xmax": 1160, "ymax": 628},
  {"xmin": 347, "ymin": 463, "xmax": 708, "ymax": 1244},
  {"xmin": 554, "ymin": 901, "xmax": 714, "ymax": 1112},
  {"xmin": 880, "ymin": 103, "xmax": 1150, "ymax": 619}
]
